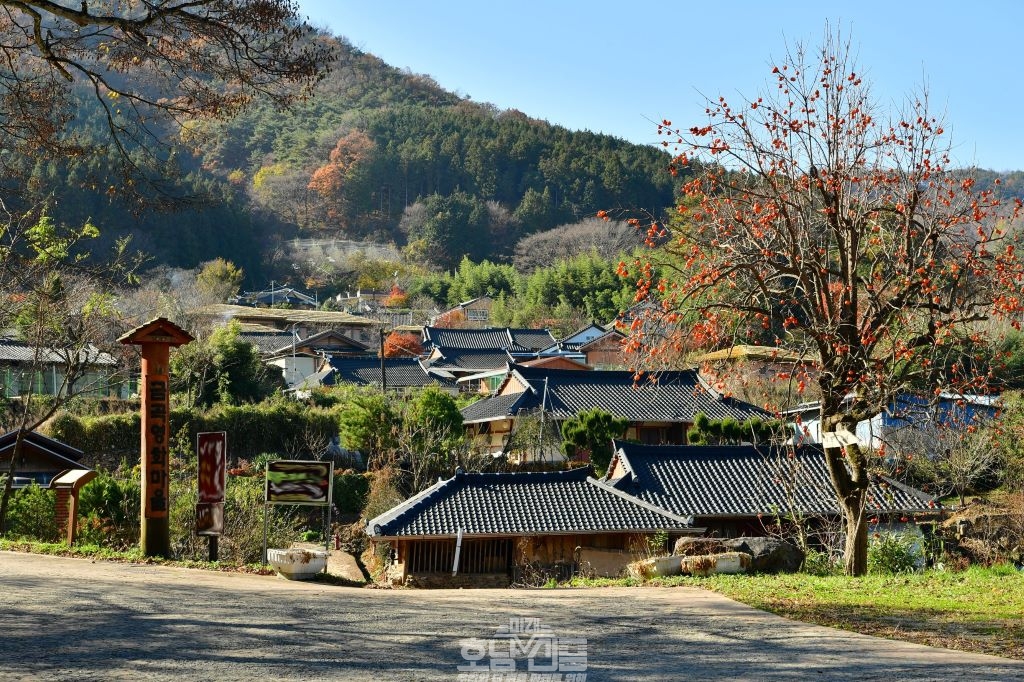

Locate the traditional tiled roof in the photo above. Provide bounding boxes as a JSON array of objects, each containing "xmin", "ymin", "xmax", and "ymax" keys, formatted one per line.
[
  {"xmin": 510, "ymin": 329, "xmax": 560, "ymax": 352},
  {"xmin": 422, "ymin": 327, "xmax": 555, "ymax": 353},
  {"xmin": 236, "ymin": 286, "xmax": 317, "ymax": 307},
  {"xmin": 0, "ymin": 339, "xmax": 116, "ymax": 365},
  {"xmin": 366, "ymin": 467, "xmax": 698, "ymax": 539},
  {"xmin": 427, "ymin": 349, "xmax": 514, "ymax": 372},
  {"xmin": 460, "ymin": 365, "xmax": 769, "ymax": 424},
  {"xmin": 198, "ymin": 304, "xmax": 377, "ymax": 327},
  {"xmin": 327, "ymin": 356, "xmax": 454, "ymax": 390},
  {"xmin": 238, "ymin": 331, "xmax": 295, "ymax": 355},
  {"xmin": 539, "ymin": 323, "xmax": 613, "ymax": 354},
  {"xmin": 266, "ymin": 329, "xmax": 371, "ymax": 357},
  {"xmin": 460, "ymin": 392, "xmax": 526, "ymax": 423},
  {"xmin": 605, "ymin": 442, "xmax": 938, "ymax": 518}
]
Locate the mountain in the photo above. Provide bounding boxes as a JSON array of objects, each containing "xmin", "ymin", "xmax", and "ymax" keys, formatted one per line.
[{"xmin": 15, "ymin": 32, "xmax": 678, "ymax": 282}]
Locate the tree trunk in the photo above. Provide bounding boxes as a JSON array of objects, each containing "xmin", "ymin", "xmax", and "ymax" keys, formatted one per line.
[
  {"xmin": 842, "ymin": 499, "xmax": 869, "ymax": 576},
  {"xmin": 820, "ymin": 411, "xmax": 871, "ymax": 576}
]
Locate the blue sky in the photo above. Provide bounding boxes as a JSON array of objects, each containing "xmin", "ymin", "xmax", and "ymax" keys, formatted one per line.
[{"xmin": 298, "ymin": 1, "xmax": 1023, "ymax": 171}]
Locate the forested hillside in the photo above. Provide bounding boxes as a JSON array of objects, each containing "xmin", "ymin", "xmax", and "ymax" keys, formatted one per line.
[
  {"xmin": 12, "ymin": 32, "xmax": 675, "ymax": 281},
  {"xmin": 12, "ymin": 29, "xmax": 1024, "ymax": 289}
]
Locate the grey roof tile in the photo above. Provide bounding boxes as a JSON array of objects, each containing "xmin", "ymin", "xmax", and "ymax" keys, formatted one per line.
[
  {"xmin": 0, "ymin": 339, "xmax": 116, "ymax": 365},
  {"xmin": 461, "ymin": 364, "xmax": 768, "ymax": 424},
  {"xmin": 423, "ymin": 327, "xmax": 555, "ymax": 353},
  {"xmin": 607, "ymin": 442, "xmax": 938, "ymax": 518},
  {"xmin": 238, "ymin": 331, "xmax": 296, "ymax": 355},
  {"xmin": 366, "ymin": 467, "xmax": 695, "ymax": 538},
  {"xmin": 327, "ymin": 356, "xmax": 454, "ymax": 389},
  {"xmin": 460, "ymin": 392, "xmax": 527, "ymax": 422},
  {"xmin": 429, "ymin": 349, "xmax": 514, "ymax": 371}
]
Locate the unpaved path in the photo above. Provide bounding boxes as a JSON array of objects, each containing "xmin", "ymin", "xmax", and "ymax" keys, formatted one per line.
[{"xmin": 1, "ymin": 551, "xmax": 1021, "ymax": 681}]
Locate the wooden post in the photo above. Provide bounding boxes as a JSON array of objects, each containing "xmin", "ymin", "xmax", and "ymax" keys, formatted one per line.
[{"xmin": 119, "ymin": 318, "xmax": 193, "ymax": 558}]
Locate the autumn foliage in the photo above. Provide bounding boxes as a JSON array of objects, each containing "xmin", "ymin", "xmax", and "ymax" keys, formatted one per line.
[
  {"xmin": 308, "ymin": 130, "xmax": 376, "ymax": 226},
  {"xmin": 626, "ymin": 31, "xmax": 1024, "ymax": 574},
  {"xmin": 383, "ymin": 331, "xmax": 423, "ymax": 358},
  {"xmin": 433, "ymin": 309, "xmax": 468, "ymax": 329},
  {"xmin": 383, "ymin": 285, "xmax": 409, "ymax": 308}
]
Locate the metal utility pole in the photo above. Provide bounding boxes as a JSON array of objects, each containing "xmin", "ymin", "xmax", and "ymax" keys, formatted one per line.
[
  {"xmin": 379, "ymin": 327, "xmax": 387, "ymax": 391},
  {"xmin": 538, "ymin": 377, "xmax": 549, "ymax": 461}
]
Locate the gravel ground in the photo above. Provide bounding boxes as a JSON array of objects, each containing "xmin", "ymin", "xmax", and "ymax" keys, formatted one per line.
[{"xmin": 2, "ymin": 551, "xmax": 1023, "ymax": 681}]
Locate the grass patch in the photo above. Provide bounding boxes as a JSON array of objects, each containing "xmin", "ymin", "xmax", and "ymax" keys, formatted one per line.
[
  {"xmin": 563, "ymin": 566, "xmax": 1024, "ymax": 659},
  {"xmin": 0, "ymin": 538, "xmax": 274, "ymax": 574}
]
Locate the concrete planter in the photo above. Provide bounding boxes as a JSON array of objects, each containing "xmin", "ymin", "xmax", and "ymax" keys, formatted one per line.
[
  {"xmin": 679, "ymin": 552, "xmax": 751, "ymax": 576},
  {"xmin": 267, "ymin": 548, "xmax": 328, "ymax": 580},
  {"xmin": 627, "ymin": 555, "xmax": 682, "ymax": 579}
]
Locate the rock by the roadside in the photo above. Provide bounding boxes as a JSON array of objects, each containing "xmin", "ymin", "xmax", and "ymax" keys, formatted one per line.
[
  {"xmin": 721, "ymin": 537, "xmax": 804, "ymax": 573},
  {"xmin": 673, "ymin": 536, "xmax": 728, "ymax": 557}
]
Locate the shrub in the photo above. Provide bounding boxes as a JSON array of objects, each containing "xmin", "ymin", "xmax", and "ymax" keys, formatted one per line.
[
  {"xmin": 168, "ymin": 469, "xmax": 300, "ymax": 564},
  {"xmin": 868, "ymin": 531, "xmax": 923, "ymax": 574},
  {"xmin": 333, "ymin": 471, "xmax": 371, "ymax": 516},
  {"xmin": 42, "ymin": 401, "xmax": 342, "ymax": 465},
  {"xmin": 5, "ymin": 484, "xmax": 59, "ymax": 541},
  {"xmin": 76, "ymin": 467, "xmax": 141, "ymax": 549},
  {"xmin": 802, "ymin": 548, "xmax": 841, "ymax": 576}
]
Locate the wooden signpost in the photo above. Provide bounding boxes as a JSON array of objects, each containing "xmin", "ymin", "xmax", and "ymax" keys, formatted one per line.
[{"xmin": 119, "ymin": 318, "xmax": 193, "ymax": 558}]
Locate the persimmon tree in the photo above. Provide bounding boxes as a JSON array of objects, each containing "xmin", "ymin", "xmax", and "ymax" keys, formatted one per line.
[{"xmin": 625, "ymin": 32, "xmax": 1024, "ymax": 575}]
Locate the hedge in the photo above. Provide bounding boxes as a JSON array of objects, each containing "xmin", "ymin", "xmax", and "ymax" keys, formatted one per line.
[{"xmin": 42, "ymin": 401, "xmax": 341, "ymax": 464}]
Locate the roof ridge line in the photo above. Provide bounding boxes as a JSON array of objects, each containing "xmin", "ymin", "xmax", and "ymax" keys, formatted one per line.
[
  {"xmin": 587, "ymin": 475, "xmax": 693, "ymax": 525},
  {"xmin": 366, "ymin": 476, "xmax": 455, "ymax": 535}
]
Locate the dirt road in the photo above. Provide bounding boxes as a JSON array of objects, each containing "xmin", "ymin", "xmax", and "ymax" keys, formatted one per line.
[{"xmin": 1, "ymin": 551, "xmax": 1021, "ymax": 681}]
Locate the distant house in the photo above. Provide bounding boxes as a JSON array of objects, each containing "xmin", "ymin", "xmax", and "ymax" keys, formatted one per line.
[
  {"xmin": 461, "ymin": 364, "xmax": 769, "ymax": 461},
  {"xmin": 783, "ymin": 393, "xmax": 999, "ymax": 453},
  {"xmin": 234, "ymin": 285, "xmax": 318, "ymax": 309},
  {"xmin": 574, "ymin": 329, "xmax": 626, "ymax": 369},
  {"xmin": 319, "ymin": 356, "xmax": 457, "ymax": 393},
  {"xmin": 456, "ymin": 355, "xmax": 592, "ymax": 396},
  {"xmin": 433, "ymin": 296, "xmax": 494, "ymax": 328},
  {"xmin": 0, "ymin": 338, "xmax": 126, "ymax": 399},
  {"xmin": 420, "ymin": 326, "xmax": 557, "ymax": 383},
  {"xmin": 265, "ymin": 329, "xmax": 373, "ymax": 389},
  {"xmin": 697, "ymin": 344, "xmax": 820, "ymax": 405},
  {"xmin": 198, "ymin": 304, "xmax": 379, "ymax": 347},
  {"xmin": 335, "ymin": 288, "xmax": 390, "ymax": 312},
  {"xmin": 366, "ymin": 467, "xmax": 700, "ymax": 586},
  {"xmin": 604, "ymin": 441, "xmax": 939, "ymax": 539},
  {"xmin": 534, "ymin": 323, "xmax": 627, "ymax": 368}
]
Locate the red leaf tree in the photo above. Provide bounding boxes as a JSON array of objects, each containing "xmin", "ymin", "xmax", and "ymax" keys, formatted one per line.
[
  {"xmin": 383, "ymin": 331, "xmax": 423, "ymax": 358},
  {"xmin": 308, "ymin": 130, "xmax": 375, "ymax": 229},
  {"xmin": 627, "ymin": 31, "xmax": 1024, "ymax": 575}
]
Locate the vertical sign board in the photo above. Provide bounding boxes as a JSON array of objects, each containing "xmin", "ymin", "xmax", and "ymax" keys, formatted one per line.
[
  {"xmin": 196, "ymin": 431, "xmax": 227, "ymax": 536},
  {"xmin": 265, "ymin": 460, "xmax": 333, "ymax": 506},
  {"xmin": 145, "ymin": 375, "xmax": 170, "ymax": 518}
]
